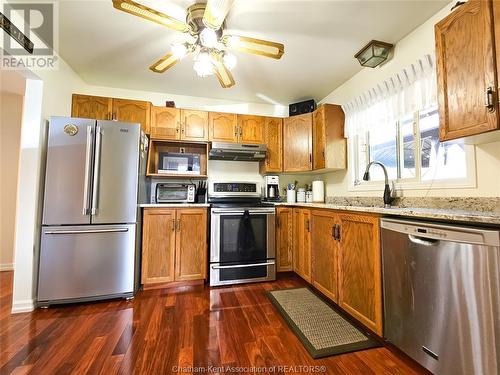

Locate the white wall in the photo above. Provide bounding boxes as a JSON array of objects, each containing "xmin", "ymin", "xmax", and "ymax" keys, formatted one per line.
[
  {"xmin": 0, "ymin": 92, "xmax": 24, "ymax": 270},
  {"xmin": 279, "ymin": 2, "xmax": 500, "ymax": 199}
]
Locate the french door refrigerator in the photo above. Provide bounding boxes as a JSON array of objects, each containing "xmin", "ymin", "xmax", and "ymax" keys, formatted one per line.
[{"xmin": 38, "ymin": 116, "xmax": 148, "ymax": 306}]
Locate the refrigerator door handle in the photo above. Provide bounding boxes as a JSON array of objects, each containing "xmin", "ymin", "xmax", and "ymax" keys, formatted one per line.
[
  {"xmin": 82, "ymin": 125, "xmax": 93, "ymax": 215},
  {"xmin": 91, "ymin": 125, "xmax": 102, "ymax": 215},
  {"xmin": 44, "ymin": 228, "xmax": 129, "ymax": 235}
]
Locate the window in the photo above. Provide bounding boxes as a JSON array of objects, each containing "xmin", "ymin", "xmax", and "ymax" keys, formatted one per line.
[{"xmin": 352, "ymin": 105, "xmax": 472, "ymax": 187}]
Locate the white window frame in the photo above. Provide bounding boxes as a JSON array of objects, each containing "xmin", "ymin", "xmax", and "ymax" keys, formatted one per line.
[{"xmin": 348, "ymin": 109, "xmax": 477, "ymax": 192}]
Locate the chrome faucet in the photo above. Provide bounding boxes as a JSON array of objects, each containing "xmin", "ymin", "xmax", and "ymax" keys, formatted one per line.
[{"xmin": 363, "ymin": 161, "xmax": 394, "ymax": 208}]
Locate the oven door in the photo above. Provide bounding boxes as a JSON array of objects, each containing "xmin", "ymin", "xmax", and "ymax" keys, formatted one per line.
[
  {"xmin": 156, "ymin": 184, "xmax": 189, "ymax": 203},
  {"xmin": 210, "ymin": 207, "xmax": 275, "ymax": 263}
]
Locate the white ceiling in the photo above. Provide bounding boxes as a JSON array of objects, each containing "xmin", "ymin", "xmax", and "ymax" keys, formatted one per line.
[{"xmin": 58, "ymin": 0, "xmax": 447, "ymax": 105}]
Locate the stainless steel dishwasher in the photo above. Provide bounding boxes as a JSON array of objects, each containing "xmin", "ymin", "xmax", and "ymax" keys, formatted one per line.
[{"xmin": 381, "ymin": 218, "xmax": 500, "ymax": 375}]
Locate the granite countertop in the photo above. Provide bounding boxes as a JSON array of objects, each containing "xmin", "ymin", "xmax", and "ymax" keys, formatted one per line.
[
  {"xmin": 140, "ymin": 203, "xmax": 210, "ymax": 208},
  {"xmin": 275, "ymin": 202, "xmax": 500, "ymax": 225}
]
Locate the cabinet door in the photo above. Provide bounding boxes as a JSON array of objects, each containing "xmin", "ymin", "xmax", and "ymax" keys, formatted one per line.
[
  {"xmin": 113, "ymin": 98, "xmax": 151, "ymax": 134},
  {"xmin": 276, "ymin": 207, "xmax": 293, "ymax": 272},
  {"xmin": 150, "ymin": 106, "xmax": 181, "ymax": 140},
  {"xmin": 142, "ymin": 209, "xmax": 176, "ymax": 285},
  {"xmin": 313, "ymin": 107, "xmax": 326, "ymax": 170},
  {"xmin": 71, "ymin": 94, "xmax": 112, "ymax": 120},
  {"xmin": 435, "ymin": 0, "xmax": 499, "ymax": 141},
  {"xmin": 238, "ymin": 115, "xmax": 265, "ymax": 143},
  {"xmin": 181, "ymin": 109, "xmax": 208, "ymax": 141},
  {"xmin": 283, "ymin": 113, "xmax": 312, "ymax": 172},
  {"xmin": 175, "ymin": 208, "xmax": 207, "ymax": 281},
  {"xmin": 260, "ymin": 117, "xmax": 283, "ymax": 173},
  {"xmin": 311, "ymin": 210, "xmax": 338, "ymax": 301},
  {"xmin": 209, "ymin": 112, "xmax": 238, "ymax": 142},
  {"xmin": 294, "ymin": 209, "xmax": 311, "ymax": 282},
  {"xmin": 338, "ymin": 213, "xmax": 382, "ymax": 336}
]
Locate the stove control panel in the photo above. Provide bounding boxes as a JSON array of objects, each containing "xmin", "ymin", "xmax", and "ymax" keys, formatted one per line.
[{"xmin": 213, "ymin": 183, "xmax": 257, "ymax": 193}]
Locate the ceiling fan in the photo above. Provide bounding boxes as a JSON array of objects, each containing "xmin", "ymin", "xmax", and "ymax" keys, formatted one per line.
[{"xmin": 112, "ymin": 0, "xmax": 285, "ymax": 88}]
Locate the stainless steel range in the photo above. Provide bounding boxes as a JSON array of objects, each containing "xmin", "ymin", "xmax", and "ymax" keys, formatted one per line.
[{"xmin": 209, "ymin": 181, "xmax": 276, "ymax": 286}]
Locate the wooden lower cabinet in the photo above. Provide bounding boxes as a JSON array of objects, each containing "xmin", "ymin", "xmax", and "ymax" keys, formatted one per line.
[
  {"xmin": 141, "ymin": 209, "xmax": 176, "ymax": 284},
  {"xmin": 276, "ymin": 207, "xmax": 293, "ymax": 272},
  {"xmin": 175, "ymin": 209, "xmax": 207, "ymax": 281},
  {"xmin": 310, "ymin": 209, "xmax": 339, "ymax": 301},
  {"xmin": 293, "ymin": 208, "xmax": 311, "ymax": 282},
  {"xmin": 338, "ymin": 213, "xmax": 382, "ymax": 336},
  {"xmin": 141, "ymin": 208, "xmax": 207, "ymax": 287}
]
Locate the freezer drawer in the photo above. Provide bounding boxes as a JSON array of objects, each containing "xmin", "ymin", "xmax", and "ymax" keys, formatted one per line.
[
  {"xmin": 381, "ymin": 218, "xmax": 500, "ymax": 375},
  {"xmin": 38, "ymin": 224, "xmax": 136, "ymax": 304}
]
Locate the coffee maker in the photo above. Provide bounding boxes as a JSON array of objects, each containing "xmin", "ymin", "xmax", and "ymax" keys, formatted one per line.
[{"xmin": 264, "ymin": 175, "xmax": 280, "ymax": 201}]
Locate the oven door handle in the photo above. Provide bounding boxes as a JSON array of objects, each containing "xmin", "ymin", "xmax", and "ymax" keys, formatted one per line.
[
  {"xmin": 211, "ymin": 262, "xmax": 275, "ymax": 269},
  {"xmin": 212, "ymin": 210, "xmax": 275, "ymax": 215}
]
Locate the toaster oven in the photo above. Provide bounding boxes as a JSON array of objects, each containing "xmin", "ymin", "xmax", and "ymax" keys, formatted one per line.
[{"xmin": 154, "ymin": 183, "xmax": 196, "ymax": 203}]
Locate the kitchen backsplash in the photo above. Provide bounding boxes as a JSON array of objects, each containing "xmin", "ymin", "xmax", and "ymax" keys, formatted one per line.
[{"xmin": 325, "ymin": 196, "xmax": 500, "ymax": 213}]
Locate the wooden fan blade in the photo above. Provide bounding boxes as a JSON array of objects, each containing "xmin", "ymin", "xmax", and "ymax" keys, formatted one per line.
[
  {"xmin": 211, "ymin": 52, "xmax": 235, "ymax": 88},
  {"xmin": 149, "ymin": 52, "xmax": 179, "ymax": 73},
  {"xmin": 112, "ymin": 0, "xmax": 191, "ymax": 33},
  {"xmin": 222, "ymin": 35, "xmax": 285, "ymax": 59},
  {"xmin": 203, "ymin": 0, "xmax": 234, "ymax": 30}
]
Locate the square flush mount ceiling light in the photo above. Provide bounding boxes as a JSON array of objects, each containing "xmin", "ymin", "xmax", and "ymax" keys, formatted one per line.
[{"xmin": 354, "ymin": 40, "xmax": 394, "ymax": 68}]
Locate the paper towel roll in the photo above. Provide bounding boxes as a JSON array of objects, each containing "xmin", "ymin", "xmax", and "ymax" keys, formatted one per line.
[{"xmin": 312, "ymin": 180, "xmax": 324, "ymax": 203}]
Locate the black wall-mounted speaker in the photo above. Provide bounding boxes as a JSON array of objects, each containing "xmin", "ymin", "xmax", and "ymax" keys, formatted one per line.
[{"xmin": 289, "ymin": 99, "xmax": 316, "ymax": 116}]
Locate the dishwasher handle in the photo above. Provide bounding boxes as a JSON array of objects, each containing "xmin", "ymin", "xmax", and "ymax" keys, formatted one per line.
[{"xmin": 408, "ymin": 234, "xmax": 439, "ymax": 246}]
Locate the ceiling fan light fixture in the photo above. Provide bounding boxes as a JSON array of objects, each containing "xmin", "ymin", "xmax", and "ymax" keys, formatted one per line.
[
  {"xmin": 222, "ymin": 52, "xmax": 237, "ymax": 70},
  {"xmin": 171, "ymin": 43, "xmax": 190, "ymax": 59},
  {"xmin": 200, "ymin": 27, "xmax": 218, "ymax": 48},
  {"xmin": 193, "ymin": 50, "xmax": 214, "ymax": 77}
]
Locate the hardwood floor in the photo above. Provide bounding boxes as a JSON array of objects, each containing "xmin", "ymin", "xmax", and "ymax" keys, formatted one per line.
[{"xmin": 0, "ymin": 271, "xmax": 427, "ymax": 374}]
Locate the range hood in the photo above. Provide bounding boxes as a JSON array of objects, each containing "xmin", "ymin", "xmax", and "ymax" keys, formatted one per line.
[{"xmin": 209, "ymin": 142, "xmax": 267, "ymax": 161}]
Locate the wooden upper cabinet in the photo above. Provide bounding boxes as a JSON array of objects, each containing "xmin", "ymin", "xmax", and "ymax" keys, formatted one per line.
[
  {"xmin": 112, "ymin": 98, "xmax": 151, "ymax": 134},
  {"xmin": 260, "ymin": 117, "xmax": 283, "ymax": 173},
  {"xmin": 494, "ymin": 1, "xmax": 500, "ymax": 80},
  {"xmin": 311, "ymin": 209, "xmax": 338, "ymax": 302},
  {"xmin": 313, "ymin": 104, "xmax": 346, "ymax": 171},
  {"xmin": 283, "ymin": 113, "xmax": 313, "ymax": 172},
  {"xmin": 293, "ymin": 208, "xmax": 311, "ymax": 282},
  {"xmin": 181, "ymin": 109, "xmax": 208, "ymax": 141},
  {"xmin": 276, "ymin": 207, "xmax": 293, "ymax": 272},
  {"xmin": 237, "ymin": 115, "xmax": 265, "ymax": 143},
  {"xmin": 150, "ymin": 106, "xmax": 181, "ymax": 140},
  {"xmin": 209, "ymin": 112, "xmax": 238, "ymax": 142},
  {"xmin": 71, "ymin": 94, "xmax": 112, "ymax": 120},
  {"xmin": 435, "ymin": 0, "xmax": 499, "ymax": 141},
  {"xmin": 338, "ymin": 213, "xmax": 382, "ymax": 336},
  {"xmin": 175, "ymin": 208, "xmax": 207, "ymax": 281},
  {"xmin": 141, "ymin": 209, "xmax": 176, "ymax": 285}
]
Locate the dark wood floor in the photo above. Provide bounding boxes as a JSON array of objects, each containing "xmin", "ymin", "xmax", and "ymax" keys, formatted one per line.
[{"xmin": 0, "ymin": 271, "xmax": 426, "ymax": 374}]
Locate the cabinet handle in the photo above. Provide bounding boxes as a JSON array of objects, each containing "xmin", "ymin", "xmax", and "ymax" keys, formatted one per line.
[
  {"xmin": 309, "ymin": 153, "xmax": 312, "ymax": 163},
  {"xmin": 322, "ymin": 150, "xmax": 325, "ymax": 159},
  {"xmin": 485, "ymin": 87, "xmax": 496, "ymax": 112},
  {"xmin": 177, "ymin": 219, "xmax": 181, "ymax": 231},
  {"xmin": 306, "ymin": 219, "xmax": 310, "ymax": 232},
  {"xmin": 331, "ymin": 225, "xmax": 336, "ymax": 239},
  {"xmin": 276, "ymin": 216, "xmax": 280, "ymax": 228},
  {"xmin": 336, "ymin": 224, "xmax": 341, "ymax": 242},
  {"xmin": 171, "ymin": 219, "xmax": 176, "ymax": 231}
]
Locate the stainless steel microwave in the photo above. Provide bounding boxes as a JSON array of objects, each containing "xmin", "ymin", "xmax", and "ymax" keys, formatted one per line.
[
  {"xmin": 154, "ymin": 183, "xmax": 196, "ymax": 203},
  {"xmin": 158, "ymin": 152, "xmax": 200, "ymax": 175}
]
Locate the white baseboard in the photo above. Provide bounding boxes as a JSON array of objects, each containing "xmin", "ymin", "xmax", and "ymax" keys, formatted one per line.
[
  {"xmin": 0, "ymin": 263, "xmax": 14, "ymax": 271},
  {"xmin": 11, "ymin": 299, "xmax": 35, "ymax": 314}
]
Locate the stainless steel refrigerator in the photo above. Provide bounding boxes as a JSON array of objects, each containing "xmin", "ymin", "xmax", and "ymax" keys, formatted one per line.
[{"xmin": 38, "ymin": 116, "xmax": 148, "ymax": 306}]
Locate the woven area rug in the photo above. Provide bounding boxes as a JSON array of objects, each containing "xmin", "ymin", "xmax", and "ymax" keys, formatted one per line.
[{"xmin": 267, "ymin": 287, "xmax": 381, "ymax": 358}]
